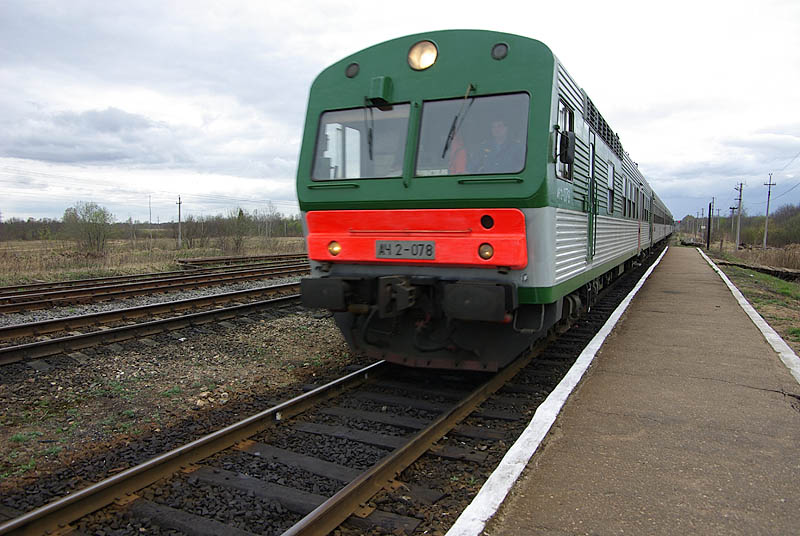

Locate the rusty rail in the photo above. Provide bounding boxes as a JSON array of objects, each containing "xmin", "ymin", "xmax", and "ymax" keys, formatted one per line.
[
  {"xmin": 0, "ymin": 361, "xmax": 386, "ymax": 536},
  {"xmin": 0, "ymin": 290, "xmax": 300, "ymax": 365},
  {"xmin": 0, "ymin": 266, "xmax": 308, "ymax": 313}
]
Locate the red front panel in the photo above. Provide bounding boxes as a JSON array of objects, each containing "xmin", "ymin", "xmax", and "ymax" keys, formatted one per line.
[{"xmin": 305, "ymin": 209, "xmax": 528, "ymax": 269}]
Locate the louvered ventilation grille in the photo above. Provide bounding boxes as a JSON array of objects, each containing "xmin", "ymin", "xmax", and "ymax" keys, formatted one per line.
[{"xmin": 586, "ymin": 98, "xmax": 624, "ymax": 159}]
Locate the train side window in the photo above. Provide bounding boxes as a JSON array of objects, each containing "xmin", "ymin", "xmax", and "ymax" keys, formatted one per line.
[
  {"xmin": 636, "ymin": 187, "xmax": 640, "ymax": 220},
  {"xmin": 556, "ymin": 100, "xmax": 574, "ymax": 180},
  {"xmin": 622, "ymin": 176, "xmax": 627, "ymax": 217},
  {"xmin": 606, "ymin": 161, "xmax": 614, "ymax": 214},
  {"xmin": 640, "ymin": 191, "xmax": 645, "ymax": 220},
  {"xmin": 638, "ymin": 191, "xmax": 642, "ymax": 220},
  {"xmin": 629, "ymin": 183, "xmax": 635, "ymax": 218}
]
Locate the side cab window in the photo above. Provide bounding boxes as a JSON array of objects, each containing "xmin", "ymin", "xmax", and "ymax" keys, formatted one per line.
[{"xmin": 556, "ymin": 100, "xmax": 574, "ymax": 180}]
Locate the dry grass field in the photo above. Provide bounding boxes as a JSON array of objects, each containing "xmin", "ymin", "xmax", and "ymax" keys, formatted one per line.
[
  {"xmin": 724, "ymin": 243, "xmax": 800, "ymax": 270},
  {"xmin": 0, "ymin": 236, "xmax": 307, "ymax": 286},
  {"xmin": 678, "ymin": 234, "xmax": 800, "ymax": 270}
]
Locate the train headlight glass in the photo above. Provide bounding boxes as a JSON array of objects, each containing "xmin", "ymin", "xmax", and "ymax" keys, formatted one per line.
[
  {"xmin": 408, "ymin": 40, "xmax": 437, "ymax": 70},
  {"xmin": 328, "ymin": 241, "xmax": 342, "ymax": 256},
  {"xmin": 478, "ymin": 243, "xmax": 494, "ymax": 260}
]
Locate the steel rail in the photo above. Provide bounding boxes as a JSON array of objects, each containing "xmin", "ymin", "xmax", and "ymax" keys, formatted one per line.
[
  {"xmin": 281, "ymin": 340, "xmax": 545, "ymax": 536},
  {"xmin": 0, "ymin": 282, "xmax": 300, "ymax": 341},
  {"xmin": 175, "ymin": 253, "xmax": 307, "ymax": 266},
  {"xmin": 0, "ymin": 258, "xmax": 308, "ymax": 297},
  {"xmin": 0, "ymin": 292, "xmax": 301, "ymax": 365},
  {"xmin": 0, "ymin": 267, "xmax": 308, "ymax": 314},
  {"xmin": 0, "ymin": 361, "xmax": 387, "ymax": 536},
  {"xmin": 0, "ymin": 263, "xmax": 309, "ymax": 304}
]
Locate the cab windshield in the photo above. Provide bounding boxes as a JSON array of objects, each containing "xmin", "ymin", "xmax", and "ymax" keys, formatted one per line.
[
  {"xmin": 416, "ymin": 93, "xmax": 529, "ymax": 176},
  {"xmin": 312, "ymin": 104, "xmax": 410, "ymax": 180}
]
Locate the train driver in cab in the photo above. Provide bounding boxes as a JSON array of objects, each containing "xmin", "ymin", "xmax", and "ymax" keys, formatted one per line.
[{"xmin": 472, "ymin": 118, "xmax": 525, "ymax": 174}]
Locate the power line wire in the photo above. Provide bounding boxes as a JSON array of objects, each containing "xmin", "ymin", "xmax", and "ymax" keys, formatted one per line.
[{"xmin": 776, "ymin": 148, "xmax": 800, "ymax": 172}]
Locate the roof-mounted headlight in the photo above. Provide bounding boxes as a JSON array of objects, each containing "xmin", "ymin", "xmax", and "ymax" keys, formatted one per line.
[{"xmin": 408, "ymin": 40, "xmax": 437, "ymax": 71}]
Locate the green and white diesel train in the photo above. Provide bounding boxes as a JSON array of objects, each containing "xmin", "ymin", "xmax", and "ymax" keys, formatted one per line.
[{"xmin": 297, "ymin": 30, "xmax": 673, "ymax": 371}]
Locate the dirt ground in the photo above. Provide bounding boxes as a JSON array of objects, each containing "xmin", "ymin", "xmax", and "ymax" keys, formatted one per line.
[{"xmin": 0, "ymin": 310, "xmax": 358, "ymax": 493}]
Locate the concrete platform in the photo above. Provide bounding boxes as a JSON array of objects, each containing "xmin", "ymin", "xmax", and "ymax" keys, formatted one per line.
[{"xmin": 480, "ymin": 247, "xmax": 800, "ymax": 535}]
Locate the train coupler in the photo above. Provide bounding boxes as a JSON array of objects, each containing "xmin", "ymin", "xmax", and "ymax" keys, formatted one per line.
[{"xmin": 377, "ymin": 276, "xmax": 417, "ymax": 318}]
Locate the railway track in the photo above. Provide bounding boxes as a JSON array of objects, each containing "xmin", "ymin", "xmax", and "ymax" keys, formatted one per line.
[
  {"xmin": 0, "ymin": 247, "xmax": 664, "ymax": 536},
  {"xmin": 0, "ymin": 255, "xmax": 308, "ymax": 296},
  {"xmin": 175, "ymin": 253, "xmax": 307, "ymax": 268},
  {"xmin": 0, "ymin": 283, "xmax": 301, "ymax": 365},
  {"xmin": 0, "ymin": 264, "xmax": 309, "ymax": 314},
  {"xmin": 0, "ymin": 357, "xmax": 533, "ymax": 535}
]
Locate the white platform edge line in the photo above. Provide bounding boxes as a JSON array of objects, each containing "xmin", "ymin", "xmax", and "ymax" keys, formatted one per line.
[
  {"xmin": 445, "ymin": 246, "xmax": 669, "ymax": 536},
  {"xmin": 696, "ymin": 247, "xmax": 800, "ymax": 385}
]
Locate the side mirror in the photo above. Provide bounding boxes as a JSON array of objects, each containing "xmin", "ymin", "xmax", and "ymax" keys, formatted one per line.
[{"xmin": 559, "ymin": 131, "xmax": 576, "ymax": 165}]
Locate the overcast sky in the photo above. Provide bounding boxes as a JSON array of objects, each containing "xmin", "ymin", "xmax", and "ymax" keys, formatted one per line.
[{"xmin": 1, "ymin": 0, "xmax": 798, "ymax": 224}]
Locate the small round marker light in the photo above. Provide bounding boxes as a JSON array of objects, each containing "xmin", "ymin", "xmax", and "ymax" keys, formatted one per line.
[
  {"xmin": 408, "ymin": 40, "xmax": 438, "ymax": 70},
  {"xmin": 345, "ymin": 62, "xmax": 360, "ymax": 78},
  {"xmin": 491, "ymin": 43, "xmax": 508, "ymax": 60},
  {"xmin": 478, "ymin": 243, "xmax": 494, "ymax": 260},
  {"xmin": 328, "ymin": 241, "xmax": 342, "ymax": 256}
]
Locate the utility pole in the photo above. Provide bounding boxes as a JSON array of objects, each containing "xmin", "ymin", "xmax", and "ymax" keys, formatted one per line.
[
  {"xmin": 710, "ymin": 197, "xmax": 715, "ymax": 239},
  {"xmin": 763, "ymin": 173, "xmax": 775, "ymax": 249},
  {"xmin": 734, "ymin": 183, "xmax": 744, "ymax": 248},
  {"xmin": 700, "ymin": 208, "xmax": 704, "ymax": 241},
  {"xmin": 729, "ymin": 206, "xmax": 736, "ymax": 238},
  {"xmin": 176, "ymin": 196, "xmax": 182, "ymax": 249},
  {"xmin": 148, "ymin": 194, "xmax": 153, "ymax": 243}
]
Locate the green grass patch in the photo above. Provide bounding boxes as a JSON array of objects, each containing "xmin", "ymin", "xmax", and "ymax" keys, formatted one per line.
[
  {"xmin": 787, "ymin": 327, "xmax": 800, "ymax": 342},
  {"xmin": 57, "ymin": 421, "xmax": 79, "ymax": 435},
  {"xmin": 41, "ymin": 445, "xmax": 62, "ymax": 457},
  {"xmin": 1, "ymin": 453, "xmax": 37, "ymax": 479},
  {"xmin": 10, "ymin": 431, "xmax": 43, "ymax": 444},
  {"xmin": 726, "ymin": 267, "xmax": 800, "ymax": 301},
  {"xmin": 161, "ymin": 386, "xmax": 182, "ymax": 398}
]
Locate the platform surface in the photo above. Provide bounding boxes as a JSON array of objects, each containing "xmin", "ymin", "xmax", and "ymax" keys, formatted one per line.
[{"xmin": 484, "ymin": 246, "xmax": 800, "ymax": 535}]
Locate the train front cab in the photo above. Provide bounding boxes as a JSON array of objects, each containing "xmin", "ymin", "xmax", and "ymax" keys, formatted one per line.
[{"xmin": 296, "ymin": 31, "xmax": 672, "ymax": 371}]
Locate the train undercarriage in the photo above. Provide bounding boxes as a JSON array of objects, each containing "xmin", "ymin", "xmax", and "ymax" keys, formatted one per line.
[{"xmin": 301, "ymin": 250, "xmax": 656, "ymax": 371}]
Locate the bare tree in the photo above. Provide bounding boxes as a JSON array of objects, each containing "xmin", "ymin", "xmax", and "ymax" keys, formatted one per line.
[
  {"xmin": 261, "ymin": 201, "xmax": 277, "ymax": 238},
  {"xmin": 63, "ymin": 201, "xmax": 114, "ymax": 256},
  {"xmin": 229, "ymin": 207, "xmax": 248, "ymax": 254},
  {"xmin": 183, "ymin": 215, "xmax": 209, "ymax": 249}
]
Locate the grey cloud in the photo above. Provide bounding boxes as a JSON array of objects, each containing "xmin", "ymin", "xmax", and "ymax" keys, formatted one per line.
[
  {"xmin": 1, "ymin": 107, "xmax": 191, "ymax": 165},
  {"xmin": 55, "ymin": 107, "xmax": 154, "ymax": 133},
  {"xmin": 0, "ymin": 100, "xmax": 300, "ymax": 181},
  {"xmin": 0, "ymin": 2, "xmax": 315, "ymax": 123}
]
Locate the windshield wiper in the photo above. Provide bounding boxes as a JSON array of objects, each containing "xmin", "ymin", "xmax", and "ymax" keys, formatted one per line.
[
  {"xmin": 441, "ymin": 116, "xmax": 458, "ymax": 159},
  {"xmin": 363, "ymin": 98, "xmax": 374, "ymax": 160},
  {"xmin": 441, "ymin": 83, "xmax": 475, "ymax": 158}
]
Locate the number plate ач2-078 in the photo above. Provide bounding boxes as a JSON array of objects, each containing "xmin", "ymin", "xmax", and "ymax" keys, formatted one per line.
[{"xmin": 375, "ymin": 240, "xmax": 435, "ymax": 259}]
